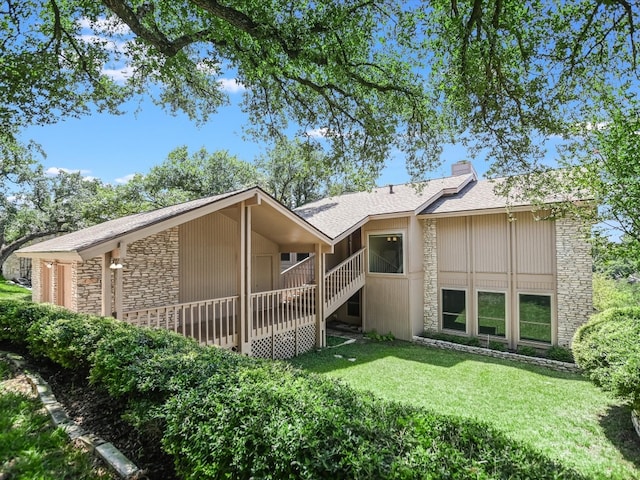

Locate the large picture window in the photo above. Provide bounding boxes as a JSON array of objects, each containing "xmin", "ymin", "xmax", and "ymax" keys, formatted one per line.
[
  {"xmin": 368, "ymin": 233, "xmax": 404, "ymax": 274},
  {"xmin": 477, "ymin": 291, "xmax": 506, "ymax": 337},
  {"xmin": 519, "ymin": 294, "xmax": 552, "ymax": 343},
  {"xmin": 442, "ymin": 289, "xmax": 466, "ymax": 332}
]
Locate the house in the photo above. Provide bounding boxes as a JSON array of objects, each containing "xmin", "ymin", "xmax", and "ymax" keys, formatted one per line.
[{"xmin": 16, "ymin": 162, "xmax": 592, "ymax": 357}]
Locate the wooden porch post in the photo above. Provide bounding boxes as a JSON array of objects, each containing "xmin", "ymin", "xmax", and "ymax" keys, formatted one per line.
[
  {"xmin": 238, "ymin": 202, "xmax": 251, "ymax": 355},
  {"xmin": 244, "ymin": 204, "xmax": 253, "ymax": 354},
  {"xmin": 101, "ymin": 252, "xmax": 112, "ymax": 316},
  {"xmin": 314, "ymin": 243, "xmax": 325, "ymax": 348}
]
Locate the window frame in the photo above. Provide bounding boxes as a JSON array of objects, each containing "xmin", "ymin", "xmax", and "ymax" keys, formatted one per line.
[
  {"xmin": 517, "ymin": 292, "xmax": 554, "ymax": 345},
  {"xmin": 475, "ymin": 289, "xmax": 508, "ymax": 339},
  {"xmin": 366, "ymin": 230, "xmax": 407, "ymax": 276},
  {"xmin": 440, "ymin": 287, "xmax": 468, "ymax": 334}
]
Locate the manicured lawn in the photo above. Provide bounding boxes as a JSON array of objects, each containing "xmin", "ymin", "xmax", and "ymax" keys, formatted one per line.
[
  {"xmin": 0, "ymin": 277, "xmax": 31, "ymax": 301},
  {"xmin": 290, "ymin": 340, "xmax": 640, "ymax": 479},
  {"xmin": 0, "ymin": 359, "xmax": 113, "ymax": 479}
]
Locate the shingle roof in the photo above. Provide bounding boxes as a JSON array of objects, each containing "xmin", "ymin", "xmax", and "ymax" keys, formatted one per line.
[
  {"xmin": 295, "ymin": 174, "xmax": 474, "ymax": 240},
  {"xmin": 421, "ymin": 176, "xmax": 575, "ymax": 215},
  {"xmin": 17, "ymin": 188, "xmax": 247, "ymax": 255}
]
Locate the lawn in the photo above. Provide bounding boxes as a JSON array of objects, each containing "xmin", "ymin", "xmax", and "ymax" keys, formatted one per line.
[
  {"xmin": 0, "ymin": 359, "xmax": 114, "ymax": 479},
  {"xmin": 0, "ymin": 277, "xmax": 31, "ymax": 301},
  {"xmin": 290, "ymin": 340, "xmax": 640, "ymax": 479}
]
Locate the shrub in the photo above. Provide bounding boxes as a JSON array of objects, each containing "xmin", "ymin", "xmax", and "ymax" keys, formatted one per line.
[
  {"xmin": 516, "ymin": 345, "xmax": 538, "ymax": 357},
  {"xmin": 364, "ymin": 329, "xmax": 395, "ymax": 342},
  {"xmin": 163, "ymin": 359, "xmax": 585, "ymax": 480},
  {"xmin": 546, "ymin": 345, "xmax": 574, "ymax": 363},
  {"xmin": 488, "ymin": 341, "xmax": 507, "ymax": 352},
  {"xmin": 26, "ymin": 313, "xmax": 128, "ymax": 370},
  {"xmin": 0, "ymin": 301, "xmax": 71, "ymax": 345},
  {"xmin": 592, "ymin": 274, "xmax": 640, "ymax": 312},
  {"xmin": 573, "ymin": 307, "xmax": 640, "ymax": 409}
]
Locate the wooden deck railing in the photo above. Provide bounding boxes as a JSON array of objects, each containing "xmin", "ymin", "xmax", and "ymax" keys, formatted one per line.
[
  {"xmin": 250, "ymin": 285, "xmax": 316, "ymax": 339},
  {"xmin": 324, "ymin": 247, "xmax": 366, "ymax": 316},
  {"xmin": 122, "ymin": 296, "xmax": 239, "ymax": 348},
  {"xmin": 281, "ymin": 254, "xmax": 315, "ymax": 288}
]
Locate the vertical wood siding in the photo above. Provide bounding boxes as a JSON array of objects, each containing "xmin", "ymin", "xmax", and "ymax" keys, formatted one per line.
[
  {"xmin": 513, "ymin": 213, "xmax": 554, "ymax": 275},
  {"xmin": 437, "ymin": 217, "xmax": 467, "ymax": 272},
  {"xmin": 179, "ymin": 212, "xmax": 239, "ymax": 302},
  {"xmin": 472, "ymin": 215, "xmax": 508, "ymax": 273}
]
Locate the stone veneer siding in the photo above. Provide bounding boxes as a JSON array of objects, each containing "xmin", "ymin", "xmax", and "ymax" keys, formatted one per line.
[
  {"xmin": 31, "ymin": 260, "xmax": 43, "ymax": 303},
  {"xmin": 122, "ymin": 227, "xmax": 179, "ymax": 313},
  {"xmin": 75, "ymin": 257, "xmax": 104, "ymax": 316},
  {"xmin": 422, "ymin": 218, "xmax": 438, "ymax": 332},
  {"xmin": 555, "ymin": 217, "xmax": 593, "ymax": 346}
]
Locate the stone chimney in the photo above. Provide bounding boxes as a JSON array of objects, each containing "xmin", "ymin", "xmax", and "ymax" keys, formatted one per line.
[{"xmin": 451, "ymin": 161, "xmax": 477, "ymax": 179}]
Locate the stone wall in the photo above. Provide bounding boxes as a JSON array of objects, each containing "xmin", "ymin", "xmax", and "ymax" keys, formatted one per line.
[
  {"xmin": 31, "ymin": 260, "xmax": 42, "ymax": 303},
  {"xmin": 413, "ymin": 336, "xmax": 581, "ymax": 373},
  {"xmin": 555, "ymin": 217, "xmax": 593, "ymax": 346},
  {"xmin": 422, "ymin": 219, "xmax": 438, "ymax": 332},
  {"xmin": 75, "ymin": 257, "xmax": 103, "ymax": 316},
  {"xmin": 122, "ymin": 227, "xmax": 179, "ymax": 312}
]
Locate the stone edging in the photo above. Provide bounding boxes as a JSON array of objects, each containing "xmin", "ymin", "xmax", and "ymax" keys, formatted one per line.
[
  {"xmin": 0, "ymin": 351, "xmax": 141, "ymax": 479},
  {"xmin": 632, "ymin": 409, "xmax": 640, "ymax": 441},
  {"xmin": 412, "ymin": 337, "xmax": 581, "ymax": 373}
]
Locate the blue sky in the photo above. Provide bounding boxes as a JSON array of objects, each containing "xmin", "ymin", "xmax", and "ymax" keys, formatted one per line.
[{"xmin": 19, "ymin": 84, "xmax": 486, "ymax": 188}]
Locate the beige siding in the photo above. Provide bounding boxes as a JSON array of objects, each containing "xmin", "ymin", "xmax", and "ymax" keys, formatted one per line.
[
  {"xmin": 430, "ymin": 211, "xmax": 572, "ymax": 347},
  {"xmin": 180, "ymin": 212, "xmax": 238, "ymax": 302},
  {"xmin": 513, "ymin": 213, "xmax": 555, "ymax": 275},
  {"xmin": 473, "ymin": 215, "xmax": 508, "ymax": 273},
  {"xmin": 437, "ymin": 217, "xmax": 467, "ymax": 272},
  {"xmin": 364, "ymin": 276, "xmax": 409, "ymax": 339},
  {"xmin": 363, "ymin": 217, "xmax": 413, "ymax": 340}
]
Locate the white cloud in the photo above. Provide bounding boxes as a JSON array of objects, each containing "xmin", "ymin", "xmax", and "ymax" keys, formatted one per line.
[
  {"xmin": 101, "ymin": 66, "xmax": 134, "ymax": 82},
  {"xmin": 306, "ymin": 127, "xmax": 329, "ymax": 138},
  {"xmin": 115, "ymin": 174, "xmax": 136, "ymax": 184},
  {"xmin": 219, "ymin": 78, "xmax": 245, "ymax": 93},
  {"xmin": 45, "ymin": 167, "xmax": 92, "ymax": 177}
]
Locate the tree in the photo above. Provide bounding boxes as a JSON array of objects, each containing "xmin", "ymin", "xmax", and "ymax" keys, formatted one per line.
[
  {"xmin": 555, "ymin": 106, "xmax": 640, "ymax": 267},
  {"xmin": 117, "ymin": 146, "xmax": 260, "ymax": 209},
  {"xmin": 256, "ymin": 138, "xmax": 356, "ymax": 209},
  {"xmin": 3, "ymin": 1, "xmax": 639, "ymax": 184},
  {"xmin": 0, "ymin": 158, "xmax": 111, "ymax": 268}
]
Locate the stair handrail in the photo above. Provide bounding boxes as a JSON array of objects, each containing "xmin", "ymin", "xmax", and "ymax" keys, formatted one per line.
[{"xmin": 324, "ymin": 247, "xmax": 366, "ymax": 277}]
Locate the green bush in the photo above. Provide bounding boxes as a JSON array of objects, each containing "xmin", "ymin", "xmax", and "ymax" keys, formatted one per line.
[
  {"xmin": 163, "ymin": 359, "xmax": 585, "ymax": 480},
  {"xmin": 488, "ymin": 341, "xmax": 507, "ymax": 352},
  {"xmin": 423, "ymin": 331, "xmax": 482, "ymax": 347},
  {"xmin": 546, "ymin": 345, "xmax": 574, "ymax": 363},
  {"xmin": 592, "ymin": 274, "xmax": 640, "ymax": 311},
  {"xmin": 26, "ymin": 314, "xmax": 129, "ymax": 370},
  {"xmin": 0, "ymin": 300, "xmax": 71, "ymax": 345},
  {"xmin": 516, "ymin": 345, "xmax": 538, "ymax": 357},
  {"xmin": 573, "ymin": 307, "xmax": 640, "ymax": 409}
]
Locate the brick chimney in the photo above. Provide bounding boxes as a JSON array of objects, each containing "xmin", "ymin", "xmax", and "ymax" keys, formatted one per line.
[{"xmin": 451, "ymin": 161, "xmax": 477, "ymax": 179}]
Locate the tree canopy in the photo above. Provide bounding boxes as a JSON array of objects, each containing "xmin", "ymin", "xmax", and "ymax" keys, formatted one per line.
[{"xmin": 3, "ymin": 0, "xmax": 639, "ymax": 185}]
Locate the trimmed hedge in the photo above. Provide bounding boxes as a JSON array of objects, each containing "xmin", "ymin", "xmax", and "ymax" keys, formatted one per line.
[
  {"xmin": 573, "ymin": 307, "xmax": 640, "ymax": 410},
  {"xmin": 0, "ymin": 299, "xmax": 587, "ymax": 479}
]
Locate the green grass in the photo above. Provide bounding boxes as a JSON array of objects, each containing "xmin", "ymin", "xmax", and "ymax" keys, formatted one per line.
[
  {"xmin": 289, "ymin": 341, "xmax": 640, "ymax": 479},
  {"xmin": 0, "ymin": 277, "xmax": 31, "ymax": 301},
  {"xmin": 0, "ymin": 359, "xmax": 113, "ymax": 479}
]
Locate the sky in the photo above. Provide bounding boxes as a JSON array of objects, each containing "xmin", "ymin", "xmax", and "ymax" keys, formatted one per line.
[{"xmin": 19, "ymin": 83, "xmax": 486, "ymax": 189}]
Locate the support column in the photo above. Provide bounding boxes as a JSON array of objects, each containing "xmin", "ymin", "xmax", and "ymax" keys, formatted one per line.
[
  {"xmin": 101, "ymin": 252, "xmax": 113, "ymax": 317},
  {"xmin": 237, "ymin": 202, "xmax": 250, "ymax": 354},
  {"xmin": 244, "ymin": 204, "xmax": 253, "ymax": 354},
  {"xmin": 114, "ymin": 243, "xmax": 126, "ymax": 320},
  {"xmin": 314, "ymin": 243, "xmax": 325, "ymax": 348}
]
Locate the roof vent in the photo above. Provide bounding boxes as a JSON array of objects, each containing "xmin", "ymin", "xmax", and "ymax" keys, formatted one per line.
[
  {"xmin": 451, "ymin": 161, "xmax": 477, "ymax": 179},
  {"xmin": 389, "ymin": 184, "xmax": 394, "ymax": 194}
]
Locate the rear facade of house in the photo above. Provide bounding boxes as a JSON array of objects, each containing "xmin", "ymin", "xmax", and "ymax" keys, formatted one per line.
[{"xmin": 18, "ymin": 162, "xmax": 592, "ymax": 356}]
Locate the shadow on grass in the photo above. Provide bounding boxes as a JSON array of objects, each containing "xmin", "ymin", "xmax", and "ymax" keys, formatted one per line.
[
  {"xmin": 291, "ymin": 339, "xmax": 589, "ymax": 381},
  {"xmin": 599, "ymin": 403, "xmax": 640, "ymax": 469}
]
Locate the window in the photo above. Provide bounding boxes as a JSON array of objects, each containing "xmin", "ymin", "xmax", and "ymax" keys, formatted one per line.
[
  {"xmin": 280, "ymin": 253, "xmax": 290, "ymax": 262},
  {"xmin": 368, "ymin": 233, "xmax": 404, "ymax": 274},
  {"xmin": 477, "ymin": 291, "xmax": 506, "ymax": 337},
  {"xmin": 442, "ymin": 289, "xmax": 466, "ymax": 332},
  {"xmin": 519, "ymin": 294, "xmax": 552, "ymax": 343},
  {"xmin": 297, "ymin": 253, "xmax": 310, "ymax": 260},
  {"xmin": 347, "ymin": 292, "xmax": 360, "ymax": 317}
]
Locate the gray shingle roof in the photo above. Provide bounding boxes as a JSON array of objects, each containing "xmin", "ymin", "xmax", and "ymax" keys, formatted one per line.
[
  {"xmin": 421, "ymin": 176, "xmax": 575, "ymax": 215},
  {"xmin": 17, "ymin": 188, "xmax": 246, "ymax": 255},
  {"xmin": 295, "ymin": 174, "xmax": 474, "ymax": 239}
]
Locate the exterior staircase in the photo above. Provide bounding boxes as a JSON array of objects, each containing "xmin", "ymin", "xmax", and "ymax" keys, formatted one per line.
[{"xmin": 281, "ymin": 248, "xmax": 366, "ymax": 319}]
